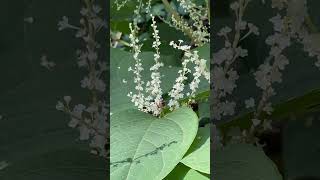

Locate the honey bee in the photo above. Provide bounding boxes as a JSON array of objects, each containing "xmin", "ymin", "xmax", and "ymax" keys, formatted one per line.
[
  {"xmin": 156, "ymin": 100, "xmax": 165, "ymax": 109},
  {"xmin": 189, "ymin": 102, "xmax": 198, "ymax": 112}
]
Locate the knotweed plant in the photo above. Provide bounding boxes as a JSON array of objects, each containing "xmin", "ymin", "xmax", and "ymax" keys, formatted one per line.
[
  {"xmin": 56, "ymin": 0, "xmax": 108, "ymax": 158},
  {"xmin": 110, "ymin": 1, "xmax": 211, "ymax": 179},
  {"xmin": 128, "ymin": 10, "xmax": 210, "ymax": 116},
  {"xmin": 114, "ymin": 0, "xmax": 210, "ymax": 117},
  {"xmin": 213, "ymin": 0, "xmax": 320, "ymax": 145}
]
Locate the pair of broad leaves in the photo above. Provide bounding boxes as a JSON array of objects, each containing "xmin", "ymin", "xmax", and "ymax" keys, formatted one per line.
[{"xmin": 110, "ymin": 45, "xmax": 282, "ymax": 179}]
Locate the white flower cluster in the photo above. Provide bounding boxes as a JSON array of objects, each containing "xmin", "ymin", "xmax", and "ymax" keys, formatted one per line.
[
  {"xmin": 214, "ymin": 0, "xmax": 320, "ymax": 145},
  {"xmin": 126, "ymin": 10, "xmax": 210, "ymax": 115},
  {"xmin": 272, "ymin": 0, "xmax": 320, "ymax": 68},
  {"xmin": 175, "ymin": 0, "xmax": 210, "ymax": 45},
  {"xmin": 56, "ymin": 0, "xmax": 107, "ymax": 158},
  {"xmin": 250, "ymin": 0, "xmax": 320, "ymax": 131},
  {"xmin": 127, "ymin": 21, "xmax": 149, "ymax": 113},
  {"xmin": 212, "ymin": 0, "xmax": 258, "ymax": 120},
  {"xmin": 56, "ymin": 97, "xmax": 108, "ymax": 156},
  {"xmin": 127, "ymin": 14, "xmax": 166, "ymax": 116},
  {"xmin": 252, "ymin": 45, "xmax": 289, "ymax": 129},
  {"xmin": 114, "ymin": 0, "xmax": 130, "ymax": 10},
  {"xmin": 168, "ymin": 40, "xmax": 209, "ymax": 109},
  {"xmin": 169, "ymin": 0, "xmax": 209, "ymax": 46},
  {"xmin": 146, "ymin": 15, "xmax": 164, "ymax": 113}
]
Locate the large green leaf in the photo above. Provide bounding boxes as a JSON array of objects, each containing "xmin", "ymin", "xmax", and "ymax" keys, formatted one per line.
[
  {"xmin": 214, "ymin": 143, "xmax": 283, "ymax": 180},
  {"xmin": 110, "ymin": 107, "xmax": 199, "ymax": 180},
  {"xmin": 164, "ymin": 163, "xmax": 210, "ymax": 180},
  {"xmin": 181, "ymin": 125, "xmax": 210, "ymax": 174}
]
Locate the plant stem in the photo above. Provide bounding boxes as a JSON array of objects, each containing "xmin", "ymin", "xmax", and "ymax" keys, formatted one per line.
[
  {"xmin": 84, "ymin": 0, "xmax": 98, "ymax": 106},
  {"xmin": 161, "ymin": 0, "xmax": 198, "ymax": 44},
  {"xmin": 160, "ymin": 90, "xmax": 209, "ymax": 117}
]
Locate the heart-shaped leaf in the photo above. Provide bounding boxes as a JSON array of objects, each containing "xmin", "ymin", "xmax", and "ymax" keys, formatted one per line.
[
  {"xmin": 110, "ymin": 107, "xmax": 198, "ymax": 180},
  {"xmin": 214, "ymin": 143, "xmax": 282, "ymax": 180},
  {"xmin": 181, "ymin": 125, "xmax": 210, "ymax": 174}
]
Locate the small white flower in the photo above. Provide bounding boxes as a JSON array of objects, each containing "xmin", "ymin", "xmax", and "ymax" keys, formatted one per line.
[
  {"xmin": 248, "ymin": 23, "xmax": 259, "ymax": 35},
  {"xmin": 212, "ymin": 67, "xmax": 239, "ymax": 94},
  {"xmin": 221, "ymin": 101, "xmax": 236, "ymax": 116},
  {"xmin": 58, "ymin": 16, "xmax": 79, "ymax": 31},
  {"xmin": 263, "ymin": 119, "xmax": 273, "ymax": 130},
  {"xmin": 245, "ymin": 98, "xmax": 255, "ymax": 108},
  {"xmin": 24, "ymin": 17, "xmax": 34, "ymax": 24},
  {"xmin": 251, "ymin": 118, "xmax": 261, "ymax": 126},
  {"xmin": 56, "ymin": 101, "xmax": 65, "ymax": 111},
  {"xmin": 218, "ymin": 26, "xmax": 232, "ymax": 36},
  {"xmin": 275, "ymin": 55, "xmax": 289, "ymax": 70},
  {"xmin": 263, "ymin": 103, "xmax": 273, "ymax": 115},
  {"xmin": 236, "ymin": 47, "xmax": 248, "ymax": 57},
  {"xmin": 213, "ymin": 48, "xmax": 233, "ymax": 65},
  {"xmin": 0, "ymin": 161, "xmax": 9, "ymax": 170},
  {"xmin": 80, "ymin": 77, "xmax": 91, "ymax": 89},
  {"xmin": 68, "ymin": 118, "xmax": 79, "ymax": 128},
  {"xmin": 40, "ymin": 55, "xmax": 56, "ymax": 70},
  {"xmin": 73, "ymin": 104, "xmax": 86, "ymax": 114},
  {"xmin": 269, "ymin": 14, "xmax": 284, "ymax": 32},
  {"xmin": 63, "ymin": 96, "xmax": 72, "ymax": 105},
  {"xmin": 230, "ymin": 2, "xmax": 240, "ymax": 11}
]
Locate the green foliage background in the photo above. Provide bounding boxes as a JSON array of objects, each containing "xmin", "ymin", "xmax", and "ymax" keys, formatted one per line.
[{"xmin": 0, "ymin": 1, "xmax": 106, "ymax": 179}]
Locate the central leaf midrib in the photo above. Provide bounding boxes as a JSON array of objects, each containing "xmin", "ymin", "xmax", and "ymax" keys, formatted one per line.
[{"xmin": 125, "ymin": 117, "xmax": 162, "ymax": 180}]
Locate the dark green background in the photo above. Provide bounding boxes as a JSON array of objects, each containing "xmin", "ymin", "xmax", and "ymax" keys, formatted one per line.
[{"xmin": 0, "ymin": 0, "xmax": 107, "ymax": 179}]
